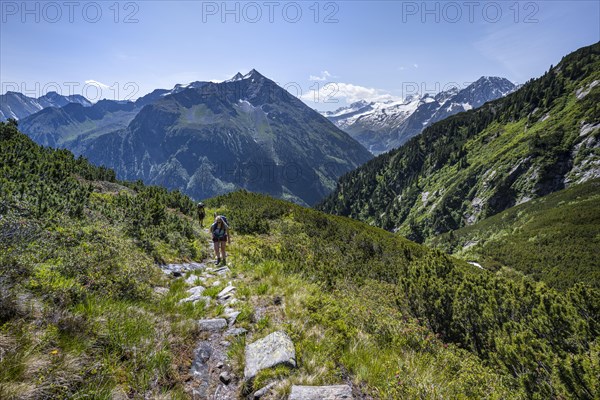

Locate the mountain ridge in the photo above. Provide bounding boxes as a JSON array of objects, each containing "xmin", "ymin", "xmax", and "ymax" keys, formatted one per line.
[
  {"xmin": 0, "ymin": 91, "xmax": 92, "ymax": 121},
  {"xmin": 322, "ymin": 76, "xmax": 517, "ymax": 154}
]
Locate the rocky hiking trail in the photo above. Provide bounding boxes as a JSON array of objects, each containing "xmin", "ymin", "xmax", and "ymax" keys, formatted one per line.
[{"xmin": 158, "ymin": 236, "xmax": 355, "ymax": 400}]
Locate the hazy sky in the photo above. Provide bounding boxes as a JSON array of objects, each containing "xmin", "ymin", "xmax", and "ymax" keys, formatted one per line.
[{"xmin": 1, "ymin": 1, "xmax": 599, "ymax": 110}]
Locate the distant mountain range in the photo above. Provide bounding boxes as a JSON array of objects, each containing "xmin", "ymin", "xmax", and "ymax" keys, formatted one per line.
[
  {"xmin": 17, "ymin": 83, "xmax": 213, "ymax": 150},
  {"xmin": 8, "ymin": 73, "xmax": 518, "ymax": 205},
  {"xmin": 0, "ymin": 91, "xmax": 92, "ymax": 121},
  {"xmin": 18, "ymin": 70, "xmax": 372, "ymax": 205},
  {"xmin": 322, "ymin": 76, "xmax": 517, "ymax": 154}
]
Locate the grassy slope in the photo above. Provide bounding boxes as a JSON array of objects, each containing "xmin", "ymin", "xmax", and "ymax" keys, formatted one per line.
[
  {"xmin": 206, "ymin": 193, "xmax": 521, "ymax": 399},
  {"xmin": 429, "ymin": 179, "xmax": 600, "ymax": 290},
  {"xmin": 2, "ymin": 121, "xmax": 599, "ymax": 399},
  {"xmin": 0, "ymin": 121, "xmax": 209, "ymax": 398},
  {"xmin": 208, "ymin": 191, "xmax": 599, "ymax": 399}
]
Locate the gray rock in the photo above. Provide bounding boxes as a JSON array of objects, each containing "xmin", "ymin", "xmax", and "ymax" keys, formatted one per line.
[
  {"xmin": 244, "ymin": 331, "xmax": 296, "ymax": 380},
  {"xmin": 185, "ymin": 275, "xmax": 203, "ymax": 285},
  {"xmin": 179, "ymin": 294, "xmax": 210, "ymax": 306},
  {"xmin": 179, "ymin": 286, "xmax": 210, "ymax": 305},
  {"xmin": 188, "ymin": 262, "xmax": 207, "ymax": 270},
  {"xmin": 190, "ymin": 341, "xmax": 212, "ymax": 398},
  {"xmin": 227, "ymin": 312, "xmax": 241, "ymax": 326},
  {"xmin": 217, "ymin": 285, "xmax": 236, "ymax": 300},
  {"xmin": 219, "ymin": 297, "xmax": 238, "ymax": 306},
  {"xmin": 196, "ymin": 296, "xmax": 211, "ymax": 305},
  {"xmin": 289, "ymin": 385, "xmax": 353, "ymax": 400},
  {"xmin": 153, "ymin": 287, "xmax": 169, "ymax": 296},
  {"xmin": 253, "ymin": 382, "xmax": 276, "ymax": 399},
  {"xmin": 188, "ymin": 285, "xmax": 206, "ymax": 296},
  {"xmin": 225, "ymin": 327, "xmax": 248, "ymax": 337},
  {"xmin": 198, "ymin": 318, "xmax": 228, "ymax": 331},
  {"xmin": 224, "ymin": 306, "xmax": 236, "ymax": 315},
  {"xmin": 160, "ymin": 262, "xmax": 206, "ymax": 275},
  {"xmin": 214, "ymin": 266, "xmax": 231, "ymax": 276},
  {"xmin": 224, "ymin": 307, "xmax": 241, "ymax": 326},
  {"xmin": 178, "ymin": 294, "xmax": 209, "ymax": 304}
]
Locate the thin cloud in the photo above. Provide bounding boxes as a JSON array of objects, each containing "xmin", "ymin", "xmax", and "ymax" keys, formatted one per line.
[
  {"xmin": 85, "ymin": 80, "xmax": 110, "ymax": 89},
  {"xmin": 309, "ymin": 70, "xmax": 332, "ymax": 81},
  {"xmin": 300, "ymin": 82, "xmax": 399, "ymax": 104},
  {"xmin": 398, "ymin": 64, "xmax": 418, "ymax": 71}
]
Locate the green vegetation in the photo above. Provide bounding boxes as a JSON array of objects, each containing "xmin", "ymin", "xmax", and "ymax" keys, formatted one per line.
[
  {"xmin": 318, "ymin": 42, "xmax": 600, "ymax": 245},
  {"xmin": 430, "ymin": 179, "xmax": 600, "ymax": 290},
  {"xmin": 209, "ymin": 191, "xmax": 599, "ymax": 399},
  {"xmin": 0, "ymin": 120, "xmax": 207, "ymax": 398},
  {"xmin": 2, "ymin": 120, "xmax": 599, "ymax": 399}
]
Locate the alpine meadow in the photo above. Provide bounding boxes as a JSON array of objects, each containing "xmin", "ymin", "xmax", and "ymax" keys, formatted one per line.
[{"xmin": 1, "ymin": 2, "xmax": 599, "ymax": 399}]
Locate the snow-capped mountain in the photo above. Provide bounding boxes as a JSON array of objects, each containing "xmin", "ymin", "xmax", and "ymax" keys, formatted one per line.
[
  {"xmin": 322, "ymin": 76, "xmax": 517, "ymax": 154},
  {"xmin": 427, "ymin": 76, "xmax": 517, "ymax": 125},
  {"xmin": 0, "ymin": 91, "xmax": 92, "ymax": 121}
]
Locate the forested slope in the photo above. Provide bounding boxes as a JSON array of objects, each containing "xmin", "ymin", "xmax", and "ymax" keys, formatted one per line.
[
  {"xmin": 318, "ymin": 42, "xmax": 600, "ymax": 243},
  {"xmin": 430, "ymin": 179, "xmax": 600, "ymax": 290}
]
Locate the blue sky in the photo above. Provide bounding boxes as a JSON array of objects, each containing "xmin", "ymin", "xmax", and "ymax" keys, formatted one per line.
[{"xmin": 1, "ymin": 1, "xmax": 599, "ymax": 110}]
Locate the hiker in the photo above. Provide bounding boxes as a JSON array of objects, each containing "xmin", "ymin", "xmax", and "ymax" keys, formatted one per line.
[
  {"xmin": 210, "ymin": 215, "xmax": 230, "ymax": 265},
  {"xmin": 197, "ymin": 202, "xmax": 206, "ymax": 228}
]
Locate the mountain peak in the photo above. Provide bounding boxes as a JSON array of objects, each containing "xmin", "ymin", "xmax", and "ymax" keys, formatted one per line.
[
  {"xmin": 473, "ymin": 76, "xmax": 515, "ymax": 86},
  {"xmin": 228, "ymin": 72, "xmax": 245, "ymax": 82},
  {"xmin": 225, "ymin": 69, "xmax": 264, "ymax": 83},
  {"xmin": 242, "ymin": 69, "xmax": 266, "ymax": 81},
  {"xmin": 466, "ymin": 76, "xmax": 517, "ymax": 97}
]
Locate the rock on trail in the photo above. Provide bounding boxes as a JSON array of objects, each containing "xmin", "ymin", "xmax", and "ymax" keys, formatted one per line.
[
  {"xmin": 289, "ymin": 385, "xmax": 353, "ymax": 399},
  {"xmin": 244, "ymin": 331, "xmax": 296, "ymax": 381}
]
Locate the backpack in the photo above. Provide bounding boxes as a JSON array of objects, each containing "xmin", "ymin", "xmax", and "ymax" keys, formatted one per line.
[{"xmin": 216, "ymin": 215, "xmax": 229, "ymax": 227}]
